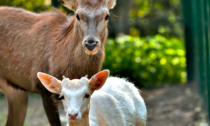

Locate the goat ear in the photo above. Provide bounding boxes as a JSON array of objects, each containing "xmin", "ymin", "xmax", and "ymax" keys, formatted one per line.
[
  {"xmin": 59, "ymin": 0, "xmax": 78, "ymax": 12},
  {"xmin": 107, "ymin": 0, "xmax": 116, "ymax": 9},
  {"xmin": 37, "ymin": 72, "xmax": 62, "ymax": 94},
  {"xmin": 89, "ymin": 70, "xmax": 109, "ymax": 91}
]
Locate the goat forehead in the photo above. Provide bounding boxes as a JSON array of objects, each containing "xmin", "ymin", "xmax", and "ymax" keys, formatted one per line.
[
  {"xmin": 63, "ymin": 79, "xmax": 86, "ymax": 90},
  {"xmin": 62, "ymin": 86, "xmax": 88, "ymax": 98}
]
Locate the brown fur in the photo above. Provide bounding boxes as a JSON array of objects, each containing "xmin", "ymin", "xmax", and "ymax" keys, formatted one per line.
[
  {"xmin": 80, "ymin": 0, "xmax": 116, "ymax": 9},
  {"xmin": 60, "ymin": 0, "xmax": 116, "ymax": 11},
  {"xmin": 81, "ymin": 0, "xmax": 105, "ymax": 9},
  {"xmin": 0, "ymin": 7, "xmax": 106, "ymax": 91},
  {"xmin": 0, "ymin": 6, "xmax": 107, "ymax": 126}
]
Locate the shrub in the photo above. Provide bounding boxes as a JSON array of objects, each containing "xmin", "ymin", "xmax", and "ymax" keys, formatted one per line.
[
  {"xmin": 103, "ymin": 35, "xmax": 186, "ymax": 87},
  {"xmin": 0, "ymin": 0, "xmax": 49, "ymax": 12}
]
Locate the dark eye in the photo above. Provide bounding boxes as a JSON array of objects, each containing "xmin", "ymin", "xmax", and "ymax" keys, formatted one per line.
[
  {"xmin": 58, "ymin": 95, "xmax": 65, "ymax": 100},
  {"xmin": 84, "ymin": 93, "xmax": 90, "ymax": 98},
  {"xmin": 76, "ymin": 14, "xmax": 80, "ymax": 20},
  {"xmin": 105, "ymin": 15, "xmax": 110, "ymax": 20}
]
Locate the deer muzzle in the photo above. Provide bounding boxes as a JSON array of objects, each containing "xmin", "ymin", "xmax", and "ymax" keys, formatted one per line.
[
  {"xmin": 83, "ymin": 37, "xmax": 100, "ymax": 55},
  {"xmin": 85, "ymin": 41, "xmax": 97, "ymax": 51}
]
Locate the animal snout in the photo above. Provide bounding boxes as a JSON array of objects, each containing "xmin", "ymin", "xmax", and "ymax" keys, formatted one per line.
[
  {"xmin": 85, "ymin": 39, "xmax": 98, "ymax": 51},
  {"xmin": 68, "ymin": 112, "xmax": 79, "ymax": 120}
]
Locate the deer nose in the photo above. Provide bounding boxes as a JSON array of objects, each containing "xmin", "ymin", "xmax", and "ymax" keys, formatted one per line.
[
  {"xmin": 85, "ymin": 40, "xmax": 97, "ymax": 51},
  {"xmin": 68, "ymin": 112, "xmax": 78, "ymax": 120}
]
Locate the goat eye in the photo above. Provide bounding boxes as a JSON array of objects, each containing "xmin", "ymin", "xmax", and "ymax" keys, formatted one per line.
[
  {"xmin": 105, "ymin": 15, "xmax": 109, "ymax": 20},
  {"xmin": 84, "ymin": 93, "xmax": 90, "ymax": 98},
  {"xmin": 76, "ymin": 14, "xmax": 80, "ymax": 20},
  {"xmin": 58, "ymin": 95, "xmax": 65, "ymax": 100}
]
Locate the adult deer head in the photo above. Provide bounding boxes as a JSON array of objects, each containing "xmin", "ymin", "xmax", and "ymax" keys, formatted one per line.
[{"xmin": 59, "ymin": 0, "xmax": 116, "ymax": 55}]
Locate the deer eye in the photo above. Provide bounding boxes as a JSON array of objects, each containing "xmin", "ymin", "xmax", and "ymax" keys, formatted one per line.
[
  {"xmin": 76, "ymin": 14, "xmax": 80, "ymax": 20},
  {"xmin": 105, "ymin": 15, "xmax": 110, "ymax": 20},
  {"xmin": 58, "ymin": 95, "xmax": 65, "ymax": 100},
  {"xmin": 84, "ymin": 93, "xmax": 90, "ymax": 98}
]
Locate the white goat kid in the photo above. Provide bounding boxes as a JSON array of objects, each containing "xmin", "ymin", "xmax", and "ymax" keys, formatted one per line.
[{"xmin": 37, "ymin": 70, "xmax": 147, "ymax": 126}]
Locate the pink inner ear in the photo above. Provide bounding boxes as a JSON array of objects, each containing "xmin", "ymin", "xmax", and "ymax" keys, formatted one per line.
[
  {"xmin": 37, "ymin": 72, "xmax": 62, "ymax": 93},
  {"xmin": 95, "ymin": 70, "xmax": 109, "ymax": 82},
  {"xmin": 37, "ymin": 72, "xmax": 53, "ymax": 86},
  {"xmin": 89, "ymin": 70, "xmax": 109, "ymax": 91}
]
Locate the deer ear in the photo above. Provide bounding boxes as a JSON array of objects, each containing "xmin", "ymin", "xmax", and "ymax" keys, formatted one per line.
[
  {"xmin": 107, "ymin": 0, "xmax": 116, "ymax": 9},
  {"xmin": 59, "ymin": 0, "xmax": 79, "ymax": 12},
  {"xmin": 37, "ymin": 72, "xmax": 62, "ymax": 94},
  {"xmin": 89, "ymin": 70, "xmax": 109, "ymax": 91}
]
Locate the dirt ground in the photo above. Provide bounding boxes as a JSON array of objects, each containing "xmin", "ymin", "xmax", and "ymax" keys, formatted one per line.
[
  {"xmin": 141, "ymin": 82, "xmax": 208, "ymax": 126},
  {"xmin": 0, "ymin": 82, "xmax": 208, "ymax": 126}
]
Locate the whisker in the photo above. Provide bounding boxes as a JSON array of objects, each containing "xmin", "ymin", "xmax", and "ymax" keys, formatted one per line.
[{"xmin": 110, "ymin": 12, "xmax": 120, "ymax": 18}]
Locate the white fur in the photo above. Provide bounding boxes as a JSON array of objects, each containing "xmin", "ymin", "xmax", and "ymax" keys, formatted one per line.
[
  {"xmin": 60, "ymin": 78, "xmax": 90, "ymax": 126},
  {"xmin": 89, "ymin": 77, "xmax": 147, "ymax": 126},
  {"xmin": 60, "ymin": 77, "xmax": 147, "ymax": 126}
]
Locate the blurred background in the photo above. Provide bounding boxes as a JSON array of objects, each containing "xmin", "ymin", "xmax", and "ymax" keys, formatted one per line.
[{"xmin": 0, "ymin": 0, "xmax": 209, "ymax": 126}]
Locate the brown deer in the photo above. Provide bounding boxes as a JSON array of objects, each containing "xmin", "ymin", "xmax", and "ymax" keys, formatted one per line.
[{"xmin": 0, "ymin": 0, "xmax": 116, "ymax": 126}]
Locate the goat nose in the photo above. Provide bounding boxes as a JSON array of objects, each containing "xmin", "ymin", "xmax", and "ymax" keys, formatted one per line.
[
  {"xmin": 85, "ymin": 41, "xmax": 97, "ymax": 51},
  {"xmin": 68, "ymin": 112, "xmax": 78, "ymax": 120}
]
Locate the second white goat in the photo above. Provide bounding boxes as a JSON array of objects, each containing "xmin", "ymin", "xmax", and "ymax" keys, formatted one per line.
[{"xmin": 37, "ymin": 70, "xmax": 147, "ymax": 126}]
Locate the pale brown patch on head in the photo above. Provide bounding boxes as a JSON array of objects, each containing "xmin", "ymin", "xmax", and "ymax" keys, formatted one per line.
[
  {"xmin": 78, "ymin": 0, "xmax": 107, "ymax": 10},
  {"xmin": 63, "ymin": 79, "xmax": 86, "ymax": 90}
]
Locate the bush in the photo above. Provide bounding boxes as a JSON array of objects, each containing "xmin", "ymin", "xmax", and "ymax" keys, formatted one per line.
[
  {"xmin": 0, "ymin": 0, "xmax": 49, "ymax": 12},
  {"xmin": 103, "ymin": 35, "xmax": 186, "ymax": 87}
]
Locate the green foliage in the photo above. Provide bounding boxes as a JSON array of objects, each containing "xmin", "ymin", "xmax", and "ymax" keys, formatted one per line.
[
  {"xmin": 0, "ymin": 0, "xmax": 74, "ymax": 15},
  {"xmin": 103, "ymin": 35, "xmax": 186, "ymax": 87},
  {"xmin": 0, "ymin": 0, "xmax": 48, "ymax": 12},
  {"xmin": 0, "ymin": 92, "xmax": 4, "ymax": 98},
  {"xmin": 128, "ymin": 0, "xmax": 183, "ymax": 38}
]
